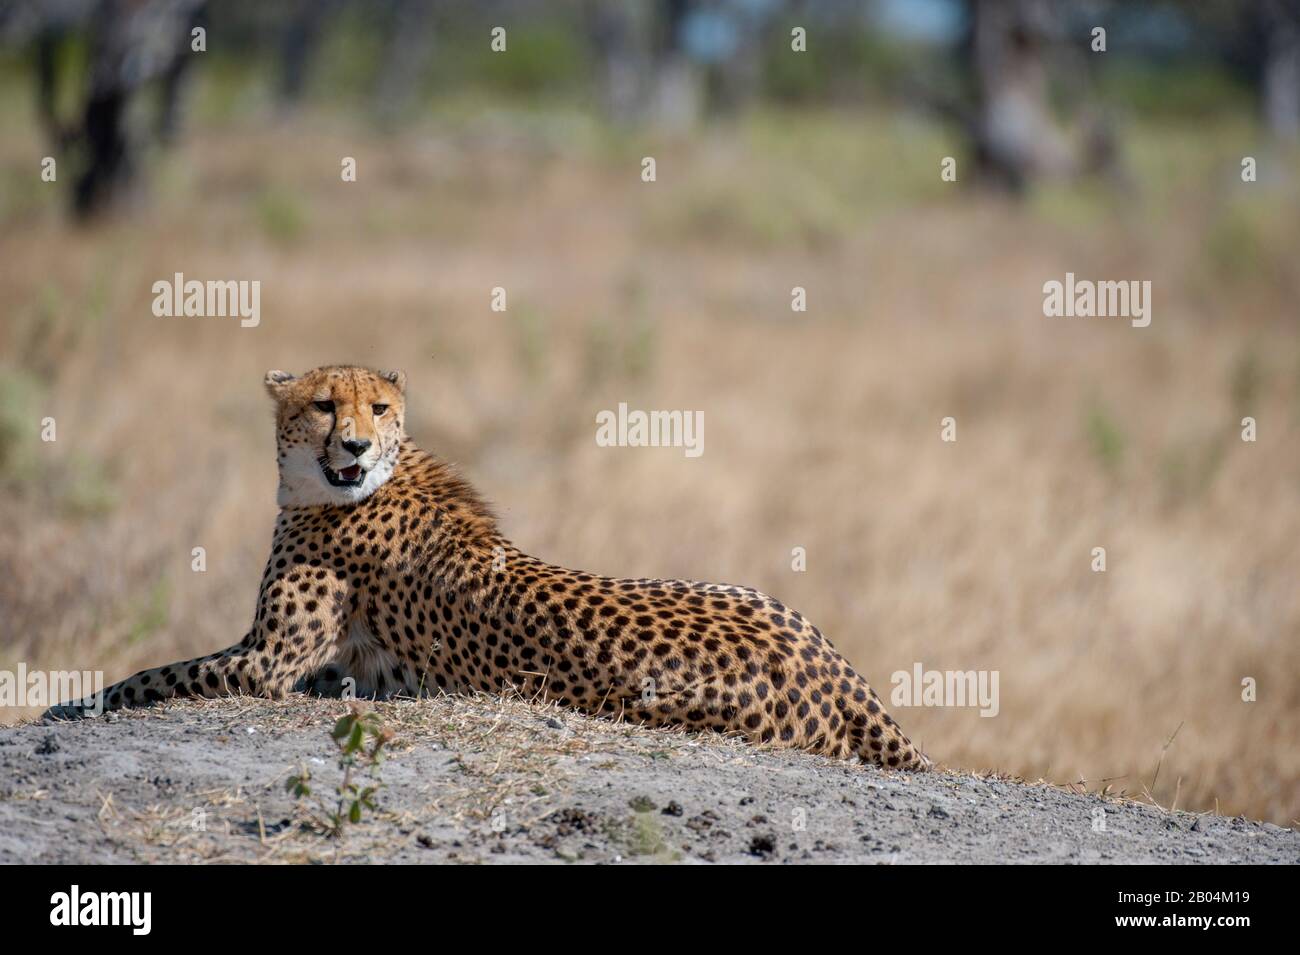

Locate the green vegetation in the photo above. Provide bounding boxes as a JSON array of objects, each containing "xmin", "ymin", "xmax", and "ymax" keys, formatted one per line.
[
  {"xmin": 0, "ymin": 366, "xmax": 44, "ymax": 485},
  {"xmin": 509, "ymin": 305, "xmax": 550, "ymax": 384},
  {"xmin": 1084, "ymin": 400, "xmax": 1126, "ymax": 475},
  {"xmin": 287, "ymin": 709, "xmax": 392, "ymax": 838},
  {"xmin": 126, "ymin": 579, "xmax": 171, "ymax": 647},
  {"xmin": 1229, "ymin": 349, "xmax": 1263, "ymax": 419},
  {"xmin": 611, "ymin": 797, "xmax": 680, "ymax": 861},
  {"xmin": 254, "ymin": 186, "xmax": 308, "ymax": 245},
  {"xmin": 1160, "ymin": 434, "xmax": 1227, "ymax": 510}
]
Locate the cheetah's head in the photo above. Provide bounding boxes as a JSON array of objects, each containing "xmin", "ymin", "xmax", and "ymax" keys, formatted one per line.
[{"xmin": 264, "ymin": 365, "xmax": 407, "ymax": 507}]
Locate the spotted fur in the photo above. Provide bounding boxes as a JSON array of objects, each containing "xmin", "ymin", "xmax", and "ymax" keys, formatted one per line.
[{"xmin": 50, "ymin": 366, "xmax": 928, "ymax": 771}]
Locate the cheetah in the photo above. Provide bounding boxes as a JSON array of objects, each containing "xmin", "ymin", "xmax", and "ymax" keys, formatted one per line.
[{"xmin": 48, "ymin": 365, "xmax": 929, "ymax": 771}]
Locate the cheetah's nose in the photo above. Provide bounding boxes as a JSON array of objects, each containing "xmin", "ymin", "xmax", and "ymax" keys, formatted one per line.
[{"xmin": 342, "ymin": 438, "xmax": 371, "ymax": 457}]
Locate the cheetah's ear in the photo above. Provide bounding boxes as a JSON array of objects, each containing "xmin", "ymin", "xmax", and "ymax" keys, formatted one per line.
[
  {"xmin": 380, "ymin": 369, "xmax": 407, "ymax": 393},
  {"xmin": 264, "ymin": 369, "xmax": 297, "ymax": 399}
]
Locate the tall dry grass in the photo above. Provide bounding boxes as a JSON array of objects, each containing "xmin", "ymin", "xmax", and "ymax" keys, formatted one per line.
[{"xmin": 1, "ymin": 96, "xmax": 1297, "ymax": 824}]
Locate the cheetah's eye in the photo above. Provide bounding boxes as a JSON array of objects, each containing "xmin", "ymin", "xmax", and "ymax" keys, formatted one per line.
[
  {"xmin": 372, "ymin": 404, "xmax": 388, "ymax": 416},
  {"xmin": 314, "ymin": 400, "xmax": 335, "ymax": 413}
]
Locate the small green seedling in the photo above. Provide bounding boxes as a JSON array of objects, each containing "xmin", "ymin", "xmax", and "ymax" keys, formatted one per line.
[{"xmin": 287, "ymin": 707, "xmax": 392, "ymax": 838}]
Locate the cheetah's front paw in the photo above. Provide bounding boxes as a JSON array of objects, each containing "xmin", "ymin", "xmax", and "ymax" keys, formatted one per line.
[{"xmin": 42, "ymin": 700, "xmax": 103, "ymax": 721}]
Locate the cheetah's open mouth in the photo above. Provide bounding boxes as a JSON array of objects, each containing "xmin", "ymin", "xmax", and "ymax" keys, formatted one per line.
[{"xmin": 321, "ymin": 461, "xmax": 366, "ymax": 487}]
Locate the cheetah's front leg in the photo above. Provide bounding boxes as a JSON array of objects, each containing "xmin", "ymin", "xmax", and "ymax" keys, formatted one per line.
[{"xmin": 46, "ymin": 564, "xmax": 349, "ymax": 718}]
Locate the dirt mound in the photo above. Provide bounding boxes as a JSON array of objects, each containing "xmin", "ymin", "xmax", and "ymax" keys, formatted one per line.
[{"xmin": 1, "ymin": 696, "xmax": 1294, "ymax": 864}]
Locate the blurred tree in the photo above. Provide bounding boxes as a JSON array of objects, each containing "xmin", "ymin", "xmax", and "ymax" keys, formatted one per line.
[
  {"xmin": 969, "ymin": 0, "xmax": 1068, "ymax": 189},
  {"xmin": 1257, "ymin": 0, "xmax": 1300, "ymax": 138},
  {"xmin": 22, "ymin": 0, "xmax": 208, "ymax": 216},
  {"xmin": 586, "ymin": 0, "xmax": 651, "ymax": 123},
  {"xmin": 1179, "ymin": 0, "xmax": 1300, "ymax": 140},
  {"xmin": 690, "ymin": 0, "xmax": 783, "ymax": 116},
  {"xmin": 580, "ymin": 0, "xmax": 702, "ymax": 126},
  {"xmin": 959, "ymin": 0, "xmax": 1118, "ymax": 192},
  {"xmin": 373, "ymin": 0, "xmax": 437, "ymax": 121},
  {"xmin": 650, "ymin": 0, "xmax": 703, "ymax": 126},
  {"xmin": 278, "ymin": 0, "xmax": 342, "ymax": 106},
  {"xmin": 8, "ymin": 0, "xmax": 206, "ymax": 218},
  {"xmin": 586, "ymin": 0, "xmax": 781, "ymax": 126}
]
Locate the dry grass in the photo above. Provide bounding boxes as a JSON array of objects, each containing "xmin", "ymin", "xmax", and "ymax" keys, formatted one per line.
[{"xmin": 1, "ymin": 93, "xmax": 1298, "ymax": 825}]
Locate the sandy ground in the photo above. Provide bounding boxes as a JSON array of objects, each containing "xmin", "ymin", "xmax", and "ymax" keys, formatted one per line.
[{"xmin": 1, "ymin": 695, "xmax": 1294, "ymax": 865}]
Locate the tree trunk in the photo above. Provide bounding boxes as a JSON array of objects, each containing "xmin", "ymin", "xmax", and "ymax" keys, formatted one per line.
[
  {"xmin": 1261, "ymin": 0, "xmax": 1300, "ymax": 139},
  {"xmin": 967, "ymin": 0, "xmax": 1072, "ymax": 191}
]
